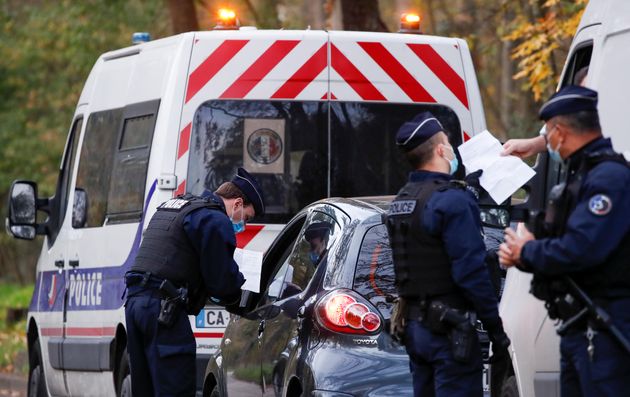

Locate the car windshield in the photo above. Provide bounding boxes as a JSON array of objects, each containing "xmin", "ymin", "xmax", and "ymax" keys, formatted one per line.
[
  {"xmin": 187, "ymin": 100, "xmax": 461, "ymax": 223},
  {"xmin": 353, "ymin": 224, "xmax": 397, "ymax": 319}
]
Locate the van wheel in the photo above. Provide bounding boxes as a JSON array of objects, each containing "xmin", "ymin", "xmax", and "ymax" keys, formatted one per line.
[
  {"xmin": 500, "ymin": 375, "xmax": 519, "ymax": 397},
  {"xmin": 28, "ymin": 340, "xmax": 46, "ymax": 397},
  {"xmin": 116, "ymin": 348, "xmax": 132, "ymax": 397},
  {"xmin": 209, "ymin": 385, "xmax": 221, "ymax": 397}
]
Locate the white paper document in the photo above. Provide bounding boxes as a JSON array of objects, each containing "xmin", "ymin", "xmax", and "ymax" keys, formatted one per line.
[
  {"xmin": 458, "ymin": 130, "xmax": 536, "ymax": 204},
  {"xmin": 233, "ymin": 248, "xmax": 263, "ymax": 293}
]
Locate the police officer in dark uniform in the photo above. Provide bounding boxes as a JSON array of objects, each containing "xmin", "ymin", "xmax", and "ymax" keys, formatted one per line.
[
  {"xmin": 124, "ymin": 167, "xmax": 265, "ymax": 397},
  {"xmin": 386, "ymin": 112, "xmax": 510, "ymax": 397},
  {"xmin": 499, "ymin": 86, "xmax": 630, "ymax": 396}
]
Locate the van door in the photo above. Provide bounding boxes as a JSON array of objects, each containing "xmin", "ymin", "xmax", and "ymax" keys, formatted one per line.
[
  {"xmin": 62, "ymin": 99, "xmax": 158, "ymax": 395},
  {"xmin": 37, "ymin": 114, "xmax": 83, "ymax": 396}
]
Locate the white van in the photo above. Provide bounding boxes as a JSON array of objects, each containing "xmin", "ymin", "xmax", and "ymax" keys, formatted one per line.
[
  {"xmin": 6, "ymin": 26, "xmax": 490, "ymax": 396},
  {"xmin": 493, "ymin": 0, "xmax": 630, "ymax": 395}
]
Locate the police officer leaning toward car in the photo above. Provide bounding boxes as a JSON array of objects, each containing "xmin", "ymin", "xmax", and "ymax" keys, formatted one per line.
[
  {"xmin": 124, "ymin": 167, "xmax": 265, "ymax": 397},
  {"xmin": 386, "ymin": 112, "xmax": 510, "ymax": 397},
  {"xmin": 499, "ymin": 86, "xmax": 630, "ymax": 397}
]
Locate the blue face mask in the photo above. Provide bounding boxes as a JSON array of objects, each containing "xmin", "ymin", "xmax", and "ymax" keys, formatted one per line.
[
  {"xmin": 308, "ymin": 251, "xmax": 320, "ymax": 264},
  {"xmin": 444, "ymin": 146, "xmax": 459, "ymax": 175},
  {"xmin": 231, "ymin": 205, "xmax": 245, "ymax": 234},
  {"xmin": 547, "ymin": 141, "xmax": 563, "ymax": 162}
]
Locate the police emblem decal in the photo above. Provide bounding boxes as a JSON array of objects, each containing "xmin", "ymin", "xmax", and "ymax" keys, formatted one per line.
[{"xmin": 588, "ymin": 194, "xmax": 612, "ymax": 216}]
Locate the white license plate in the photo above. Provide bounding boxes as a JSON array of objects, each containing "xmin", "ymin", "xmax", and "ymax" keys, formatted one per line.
[{"xmin": 195, "ymin": 308, "xmax": 230, "ymax": 328}]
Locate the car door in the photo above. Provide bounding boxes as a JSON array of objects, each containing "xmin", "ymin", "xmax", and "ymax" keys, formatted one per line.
[
  {"xmin": 260, "ymin": 209, "xmax": 343, "ymax": 397},
  {"xmin": 221, "ymin": 214, "xmax": 307, "ymax": 396}
]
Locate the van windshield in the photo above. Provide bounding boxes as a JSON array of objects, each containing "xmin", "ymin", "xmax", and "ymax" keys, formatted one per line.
[{"xmin": 187, "ymin": 100, "xmax": 461, "ymax": 223}]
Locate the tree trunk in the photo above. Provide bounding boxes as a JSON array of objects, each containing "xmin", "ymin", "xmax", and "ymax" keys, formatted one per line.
[
  {"xmin": 340, "ymin": 0, "xmax": 388, "ymax": 32},
  {"xmin": 166, "ymin": 0, "xmax": 199, "ymax": 34},
  {"xmin": 305, "ymin": 0, "xmax": 325, "ymax": 29}
]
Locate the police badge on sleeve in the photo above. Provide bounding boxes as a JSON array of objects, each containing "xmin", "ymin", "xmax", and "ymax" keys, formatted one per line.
[{"xmin": 588, "ymin": 194, "xmax": 612, "ymax": 216}]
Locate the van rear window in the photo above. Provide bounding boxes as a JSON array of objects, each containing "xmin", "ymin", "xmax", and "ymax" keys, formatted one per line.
[{"xmin": 188, "ymin": 100, "xmax": 460, "ymax": 223}]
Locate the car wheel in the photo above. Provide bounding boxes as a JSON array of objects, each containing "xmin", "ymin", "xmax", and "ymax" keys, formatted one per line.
[
  {"xmin": 116, "ymin": 348, "xmax": 132, "ymax": 397},
  {"xmin": 28, "ymin": 340, "xmax": 46, "ymax": 397},
  {"xmin": 500, "ymin": 375, "xmax": 519, "ymax": 397}
]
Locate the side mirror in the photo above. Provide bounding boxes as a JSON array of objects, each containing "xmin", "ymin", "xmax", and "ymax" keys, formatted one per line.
[
  {"xmin": 72, "ymin": 188, "xmax": 88, "ymax": 228},
  {"xmin": 479, "ymin": 207, "xmax": 510, "ymax": 229},
  {"xmin": 6, "ymin": 181, "xmax": 38, "ymax": 240}
]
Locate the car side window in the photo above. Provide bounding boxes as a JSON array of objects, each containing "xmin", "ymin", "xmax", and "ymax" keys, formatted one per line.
[
  {"xmin": 353, "ymin": 224, "xmax": 397, "ymax": 319},
  {"xmin": 264, "ymin": 211, "xmax": 339, "ymax": 303}
]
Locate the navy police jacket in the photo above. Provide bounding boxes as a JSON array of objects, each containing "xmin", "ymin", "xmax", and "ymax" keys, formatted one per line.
[
  {"xmin": 521, "ymin": 138, "xmax": 630, "ymax": 275},
  {"xmin": 183, "ymin": 192, "xmax": 245, "ymax": 300},
  {"xmin": 410, "ymin": 171, "xmax": 501, "ymax": 327}
]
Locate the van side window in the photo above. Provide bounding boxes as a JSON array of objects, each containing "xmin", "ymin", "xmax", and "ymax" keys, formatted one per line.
[
  {"xmin": 561, "ymin": 43, "xmax": 592, "ymax": 88},
  {"xmin": 107, "ymin": 100, "xmax": 159, "ymax": 222},
  {"xmin": 75, "ymin": 108, "xmax": 122, "ymax": 228},
  {"xmin": 48, "ymin": 117, "xmax": 83, "ymax": 244}
]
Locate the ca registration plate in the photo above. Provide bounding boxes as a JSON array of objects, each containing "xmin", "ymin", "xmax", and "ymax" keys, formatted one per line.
[{"xmin": 195, "ymin": 308, "xmax": 230, "ymax": 329}]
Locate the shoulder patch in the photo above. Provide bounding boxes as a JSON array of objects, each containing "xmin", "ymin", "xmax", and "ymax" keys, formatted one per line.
[
  {"xmin": 158, "ymin": 198, "xmax": 191, "ymax": 210},
  {"xmin": 389, "ymin": 200, "xmax": 416, "ymax": 216},
  {"xmin": 588, "ymin": 194, "xmax": 612, "ymax": 216}
]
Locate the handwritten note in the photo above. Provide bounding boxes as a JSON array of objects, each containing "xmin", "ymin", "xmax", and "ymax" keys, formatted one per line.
[{"xmin": 458, "ymin": 130, "xmax": 536, "ymax": 204}]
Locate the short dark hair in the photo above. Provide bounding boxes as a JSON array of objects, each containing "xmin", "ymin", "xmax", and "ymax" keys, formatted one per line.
[
  {"xmin": 404, "ymin": 133, "xmax": 443, "ymax": 168},
  {"xmin": 556, "ymin": 110, "xmax": 601, "ymax": 135},
  {"xmin": 214, "ymin": 182, "xmax": 252, "ymax": 206}
]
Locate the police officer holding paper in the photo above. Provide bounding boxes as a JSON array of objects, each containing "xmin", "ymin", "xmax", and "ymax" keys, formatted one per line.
[
  {"xmin": 499, "ymin": 86, "xmax": 630, "ymax": 396},
  {"xmin": 386, "ymin": 112, "xmax": 509, "ymax": 397},
  {"xmin": 124, "ymin": 167, "xmax": 265, "ymax": 397}
]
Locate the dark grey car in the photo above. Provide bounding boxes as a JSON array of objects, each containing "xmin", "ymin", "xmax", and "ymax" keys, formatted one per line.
[
  {"xmin": 202, "ymin": 196, "xmax": 413, "ymax": 396},
  {"xmin": 203, "ymin": 196, "xmax": 494, "ymax": 396}
]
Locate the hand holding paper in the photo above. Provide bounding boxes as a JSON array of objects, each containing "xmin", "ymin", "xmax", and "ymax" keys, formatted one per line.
[{"xmin": 458, "ymin": 130, "xmax": 535, "ymax": 204}]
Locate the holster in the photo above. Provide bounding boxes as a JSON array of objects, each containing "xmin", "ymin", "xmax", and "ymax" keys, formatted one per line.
[
  {"xmin": 427, "ymin": 301, "xmax": 476, "ymax": 363},
  {"xmin": 157, "ymin": 279, "xmax": 188, "ymax": 327}
]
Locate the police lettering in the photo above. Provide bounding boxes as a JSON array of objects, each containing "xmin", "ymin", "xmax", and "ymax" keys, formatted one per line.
[
  {"xmin": 389, "ymin": 200, "xmax": 417, "ymax": 216},
  {"xmin": 159, "ymin": 198, "xmax": 190, "ymax": 210},
  {"xmin": 68, "ymin": 272, "xmax": 103, "ymax": 307}
]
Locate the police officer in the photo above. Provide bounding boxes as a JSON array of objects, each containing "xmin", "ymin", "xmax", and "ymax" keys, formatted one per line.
[
  {"xmin": 124, "ymin": 167, "xmax": 265, "ymax": 397},
  {"xmin": 387, "ymin": 112, "xmax": 510, "ymax": 397},
  {"xmin": 499, "ymin": 86, "xmax": 630, "ymax": 396}
]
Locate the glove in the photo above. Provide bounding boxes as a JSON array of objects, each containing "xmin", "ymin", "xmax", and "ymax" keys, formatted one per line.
[
  {"xmin": 487, "ymin": 322, "xmax": 511, "ymax": 364},
  {"xmin": 464, "ymin": 169, "xmax": 483, "ymax": 200}
]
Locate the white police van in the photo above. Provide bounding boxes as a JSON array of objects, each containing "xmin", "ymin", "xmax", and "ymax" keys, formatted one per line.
[
  {"xmin": 7, "ymin": 16, "xmax": 490, "ymax": 396},
  {"xmin": 492, "ymin": 0, "xmax": 630, "ymax": 395}
]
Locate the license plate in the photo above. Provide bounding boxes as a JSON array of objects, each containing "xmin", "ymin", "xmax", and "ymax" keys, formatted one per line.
[{"xmin": 195, "ymin": 308, "xmax": 230, "ymax": 328}]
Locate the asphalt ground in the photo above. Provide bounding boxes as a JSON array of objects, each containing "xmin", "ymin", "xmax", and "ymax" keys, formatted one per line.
[{"xmin": 0, "ymin": 373, "xmax": 26, "ymax": 397}]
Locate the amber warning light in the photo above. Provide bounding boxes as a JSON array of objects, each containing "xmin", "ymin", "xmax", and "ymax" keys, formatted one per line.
[
  {"xmin": 399, "ymin": 12, "xmax": 422, "ymax": 34},
  {"xmin": 214, "ymin": 8, "xmax": 239, "ymax": 30}
]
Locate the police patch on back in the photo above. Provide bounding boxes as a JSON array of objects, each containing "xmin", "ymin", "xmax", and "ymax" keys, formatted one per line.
[
  {"xmin": 158, "ymin": 198, "xmax": 191, "ymax": 211},
  {"xmin": 389, "ymin": 200, "xmax": 416, "ymax": 216},
  {"xmin": 588, "ymin": 194, "xmax": 612, "ymax": 216}
]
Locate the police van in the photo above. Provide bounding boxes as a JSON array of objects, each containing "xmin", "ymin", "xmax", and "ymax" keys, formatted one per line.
[
  {"xmin": 7, "ymin": 12, "xmax": 489, "ymax": 396},
  {"xmin": 492, "ymin": 0, "xmax": 630, "ymax": 395}
]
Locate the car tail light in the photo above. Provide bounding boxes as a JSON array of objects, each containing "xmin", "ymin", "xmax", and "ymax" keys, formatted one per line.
[{"xmin": 315, "ymin": 290, "xmax": 383, "ymax": 335}]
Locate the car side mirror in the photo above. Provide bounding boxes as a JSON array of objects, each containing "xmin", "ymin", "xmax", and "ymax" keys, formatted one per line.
[
  {"xmin": 7, "ymin": 181, "xmax": 38, "ymax": 240},
  {"xmin": 72, "ymin": 188, "xmax": 88, "ymax": 228},
  {"xmin": 479, "ymin": 207, "xmax": 510, "ymax": 229}
]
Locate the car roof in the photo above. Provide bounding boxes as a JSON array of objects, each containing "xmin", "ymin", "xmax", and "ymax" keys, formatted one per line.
[{"xmin": 310, "ymin": 196, "xmax": 394, "ymax": 221}]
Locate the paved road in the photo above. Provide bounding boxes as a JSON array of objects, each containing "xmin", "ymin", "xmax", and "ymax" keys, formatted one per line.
[{"xmin": 0, "ymin": 373, "xmax": 26, "ymax": 397}]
